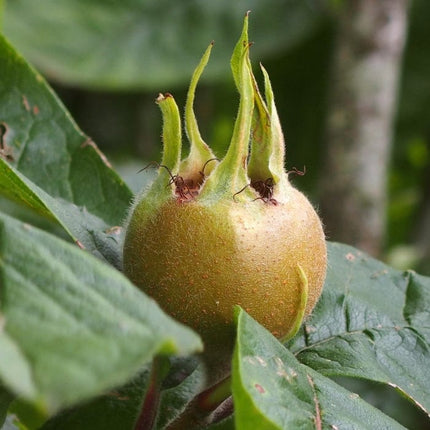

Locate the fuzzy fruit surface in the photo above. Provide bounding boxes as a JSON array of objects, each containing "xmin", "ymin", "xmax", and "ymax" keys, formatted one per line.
[
  {"xmin": 123, "ymin": 15, "xmax": 327, "ymax": 363},
  {"xmin": 123, "ymin": 184, "xmax": 326, "ymax": 352}
]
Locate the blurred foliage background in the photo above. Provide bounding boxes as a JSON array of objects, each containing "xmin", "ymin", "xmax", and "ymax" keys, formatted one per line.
[
  {"xmin": 1, "ymin": 0, "xmax": 429, "ymax": 427},
  {"xmin": 3, "ymin": 0, "xmax": 429, "ymax": 276}
]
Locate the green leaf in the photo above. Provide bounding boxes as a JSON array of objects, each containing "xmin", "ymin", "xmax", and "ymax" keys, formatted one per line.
[
  {"xmin": 39, "ymin": 357, "xmax": 204, "ymax": 430},
  {"xmin": 233, "ymin": 308, "xmax": 406, "ymax": 430},
  {"xmin": 0, "ymin": 387, "xmax": 14, "ymax": 427},
  {"xmin": 0, "ymin": 212, "xmax": 202, "ymax": 415},
  {"xmin": 207, "ymin": 416, "xmax": 235, "ymax": 430},
  {"xmin": 3, "ymin": 0, "xmax": 322, "ymax": 90},
  {"xmin": 7, "ymin": 399, "xmax": 46, "ymax": 430},
  {"xmin": 0, "ymin": 34, "xmax": 132, "ymax": 265},
  {"xmin": 1, "ymin": 414, "xmax": 26, "ymax": 430},
  {"xmin": 39, "ymin": 370, "xmax": 150, "ymax": 430},
  {"xmin": 154, "ymin": 358, "xmax": 205, "ymax": 430},
  {"xmin": 288, "ymin": 242, "xmax": 430, "ymax": 417},
  {"xmin": 0, "ymin": 160, "xmax": 124, "ymax": 267}
]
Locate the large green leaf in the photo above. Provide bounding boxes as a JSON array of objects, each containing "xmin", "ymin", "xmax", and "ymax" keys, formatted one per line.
[
  {"xmin": 288, "ymin": 242, "xmax": 430, "ymax": 417},
  {"xmin": 154, "ymin": 358, "xmax": 205, "ymax": 430},
  {"xmin": 0, "ymin": 160, "xmax": 125, "ymax": 268},
  {"xmin": 39, "ymin": 357, "xmax": 204, "ymax": 430},
  {"xmin": 0, "ymin": 212, "xmax": 202, "ymax": 415},
  {"xmin": 233, "ymin": 308, "xmax": 406, "ymax": 430},
  {"xmin": 39, "ymin": 370, "xmax": 150, "ymax": 430},
  {"xmin": 0, "ymin": 34, "xmax": 132, "ymax": 265},
  {"xmin": 3, "ymin": 0, "xmax": 322, "ymax": 90}
]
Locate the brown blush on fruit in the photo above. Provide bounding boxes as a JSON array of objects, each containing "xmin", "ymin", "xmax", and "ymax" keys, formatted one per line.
[{"xmin": 124, "ymin": 184, "xmax": 326, "ymax": 353}]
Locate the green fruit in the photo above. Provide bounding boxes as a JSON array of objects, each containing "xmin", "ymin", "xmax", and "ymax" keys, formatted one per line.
[{"xmin": 123, "ymin": 15, "xmax": 326, "ymax": 362}]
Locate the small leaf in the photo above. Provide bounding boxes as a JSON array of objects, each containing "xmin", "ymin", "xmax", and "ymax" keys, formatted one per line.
[
  {"xmin": 0, "ymin": 34, "xmax": 132, "ymax": 265},
  {"xmin": 233, "ymin": 308, "xmax": 406, "ymax": 430},
  {"xmin": 289, "ymin": 242, "xmax": 430, "ymax": 417},
  {"xmin": 0, "ymin": 212, "xmax": 202, "ymax": 415}
]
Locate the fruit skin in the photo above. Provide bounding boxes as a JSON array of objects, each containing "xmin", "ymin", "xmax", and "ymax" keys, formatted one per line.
[{"xmin": 123, "ymin": 183, "xmax": 326, "ymax": 354}]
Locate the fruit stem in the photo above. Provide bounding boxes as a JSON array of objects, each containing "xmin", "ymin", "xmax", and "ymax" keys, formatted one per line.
[
  {"xmin": 180, "ymin": 42, "xmax": 217, "ymax": 182},
  {"xmin": 199, "ymin": 13, "xmax": 255, "ymax": 203},
  {"xmin": 280, "ymin": 264, "xmax": 309, "ymax": 343},
  {"xmin": 197, "ymin": 375, "xmax": 232, "ymax": 411},
  {"xmin": 134, "ymin": 356, "xmax": 171, "ymax": 430},
  {"xmin": 167, "ymin": 376, "xmax": 232, "ymax": 429}
]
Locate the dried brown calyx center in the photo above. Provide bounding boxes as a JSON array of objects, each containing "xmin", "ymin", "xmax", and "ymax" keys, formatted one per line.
[
  {"xmin": 175, "ymin": 157, "xmax": 219, "ymax": 201},
  {"xmin": 251, "ymin": 178, "xmax": 277, "ymax": 204},
  {"xmin": 141, "ymin": 158, "xmax": 220, "ymax": 202},
  {"xmin": 173, "ymin": 175, "xmax": 200, "ymax": 201},
  {"xmin": 232, "ymin": 177, "xmax": 278, "ymax": 205}
]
